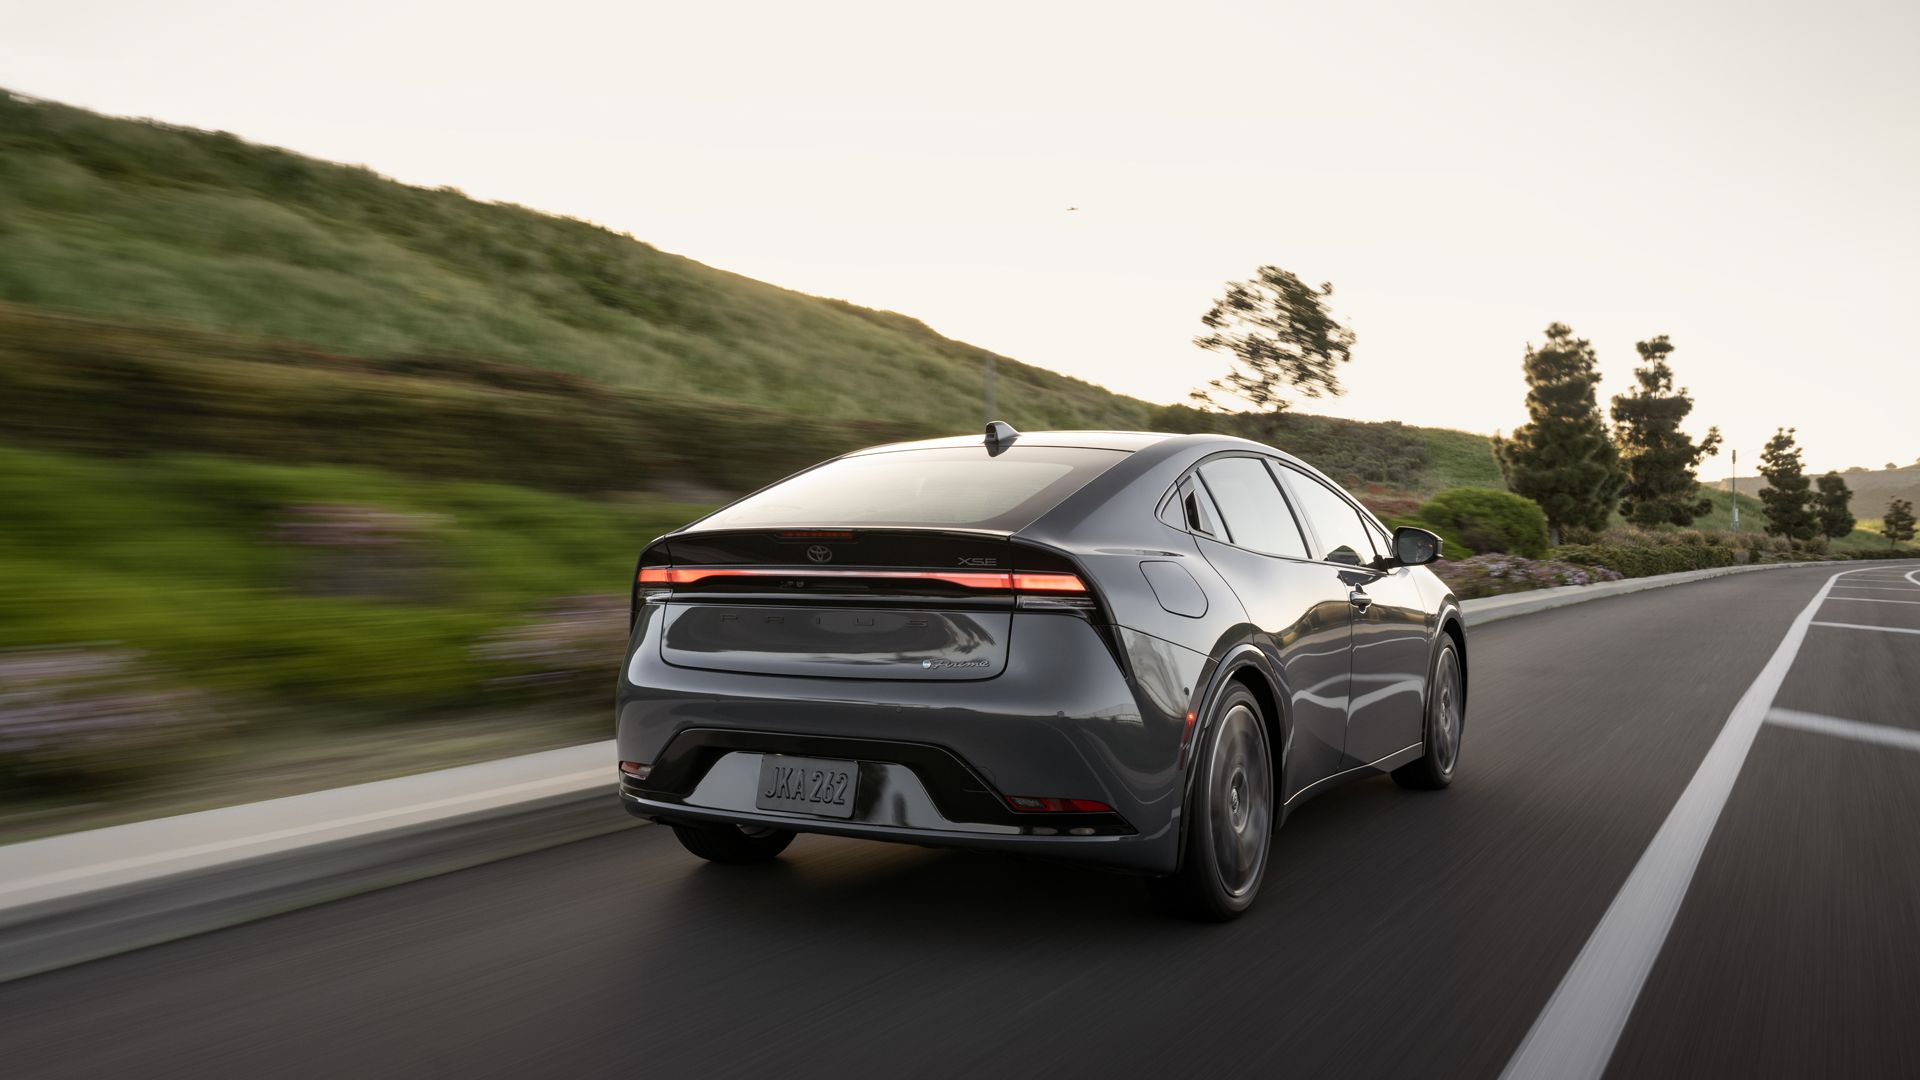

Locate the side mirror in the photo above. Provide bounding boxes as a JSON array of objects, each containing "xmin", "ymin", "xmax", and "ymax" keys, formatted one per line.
[{"xmin": 1389, "ymin": 526, "xmax": 1441, "ymax": 568}]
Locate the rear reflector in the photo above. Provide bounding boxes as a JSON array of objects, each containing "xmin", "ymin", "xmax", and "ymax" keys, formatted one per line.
[
  {"xmin": 619, "ymin": 761, "xmax": 651, "ymax": 780},
  {"xmin": 1006, "ymin": 795, "xmax": 1113, "ymax": 813},
  {"xmin": 638, "ymin": 567, "xmax": 1088, "ymax": 594}
]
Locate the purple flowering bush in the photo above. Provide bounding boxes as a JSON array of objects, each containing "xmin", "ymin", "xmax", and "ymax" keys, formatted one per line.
[
  {"xmin": 274, "ymin": 503, "xmax": 446, "ymax": 601},
  {"xmin": 0, "ymin": 649, "xmax": 222, "ymax": 789},
  {"xmin": 1431, "ymin": 553, "xmax": 1624, "ymax": 600},
  {"xmin": 473, "ymin": 595, "xmax": 627, "ymax": 697}
]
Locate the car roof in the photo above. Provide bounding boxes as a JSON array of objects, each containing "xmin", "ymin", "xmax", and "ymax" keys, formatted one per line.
[{"xmin": 847, "ymin": 430, "xmax": 1178, "ymax": 456}]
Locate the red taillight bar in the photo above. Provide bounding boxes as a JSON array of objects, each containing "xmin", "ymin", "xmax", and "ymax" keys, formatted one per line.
[
  {"xmin": 638, "ymin": 567, "xmax": 1087, "ymax": 593},
  {"xmin": 1010, "ymin": 572, "xmax": 1086, "ymax": 593}
]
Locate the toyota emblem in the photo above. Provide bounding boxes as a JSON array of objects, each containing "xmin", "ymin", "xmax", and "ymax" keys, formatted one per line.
[{"xmin": 806, "ymin": 545, "xmax": 834, "ymax": 564}]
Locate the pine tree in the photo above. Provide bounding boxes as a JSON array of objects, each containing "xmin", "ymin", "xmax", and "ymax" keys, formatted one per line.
[
  {"xmin": 1609, "ymin": 335, "xmax": 1721, "ymax": 527},
  {"xmin": 1493, "ymin": 323, "xmax": 1622, "ymax": 544},
  {"xmin": 1884, "ymin": 498, "xmax": 1917, "ymax": 551},
  {"xmin": 1813, "ymin": 472, "xmax": 1855, "ymax": 540},
  {"xmin": 1757, "ymin": 428, "xmax": 1817, "ymax": 541}
]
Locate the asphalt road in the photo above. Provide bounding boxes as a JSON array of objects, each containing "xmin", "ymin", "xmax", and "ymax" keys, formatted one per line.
[{"xmin": 3, "ymin": 563, "xmax": 1917, "ymax": 1079}]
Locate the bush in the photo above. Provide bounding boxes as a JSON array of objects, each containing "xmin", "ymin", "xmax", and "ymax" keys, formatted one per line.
[
  {"xmin": 1430, "ymin": 553, "xmax": 1623, "ymax": 599},
  {"xmin": 1550, "ymin": 542, "xmax": 1739, "ymax": 578},
  {"xmin": 1416, "ymin": 488, "xmax": 1549, "ymax": 558},
  {"xmin": 0, "ymin": 648, "xmax": 224, "ymax": 788}
]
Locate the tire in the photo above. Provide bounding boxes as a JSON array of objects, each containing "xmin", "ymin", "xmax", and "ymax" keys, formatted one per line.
[
  {"xmin": 671, "ymin": 821, "xmax": 795, "ymax": 864},
  {"xmin": 1150, "ymin": 685, "xmax": 1275, "ymax": 921},
  {"xmin": 1392, "ymin": 638, "xmax": 1464, "ymax": 791}
]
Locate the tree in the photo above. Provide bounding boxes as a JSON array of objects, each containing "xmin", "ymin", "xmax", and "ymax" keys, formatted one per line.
[
  {"xmin": 1814, "ymin": 472, "xmax": 1855, "ymax": 539},
  {"xmin": 1884, "ymin": 498, "xmax": 1917, "ymax": 551},
  {"xmin": 1609, "ymin": 335, "xmax": 1721, "ymax": 527},
  {"xmin": 1191, "ymin": 267, "xmax": 1354, "ymax": 415},
  {"xmin": 1493, "ymin": 323, "xmax": 1623, "ymax": 544},
  {"xmin": 1888, "ymin": 462, "xmax": 1899, "ymax": 471},
  {"xmin": 1757, "ymin": 428, "xmax": 1818, "ymax": 540}
]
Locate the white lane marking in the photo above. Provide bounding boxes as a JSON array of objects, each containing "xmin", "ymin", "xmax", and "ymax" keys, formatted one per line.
[
  {"xmin": 0, "ymin": 768, "xmax": 610, "ymax": 899},
  {"xmin": 1823, "ymin": 596, "xmax": 1920, "ymax": 606},
  {"xmin": 1766, "ymin": 708, "xmax": 1920, "ymax": 753},
  {"xmin": 1498, "ymin": 566, "xmax": 1882, "ymax": 1080},
  {"xmin": 1827, "ymin": 585, "xmax": 1920, "ymax": 594},
  {"xmin": 1811, "ymin": 621, "xmax": 1920, "ymax": 637}
]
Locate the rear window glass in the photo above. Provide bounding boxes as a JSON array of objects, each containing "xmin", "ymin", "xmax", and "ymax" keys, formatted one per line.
[{"xmin": 696, "ymin": 446, "xmax": 1128, "ymax": 532}]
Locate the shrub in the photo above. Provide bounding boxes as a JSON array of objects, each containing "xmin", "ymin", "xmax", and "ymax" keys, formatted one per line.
[
  {"xmin": 1550, "ymin": 542, "xmax": 1740, "ymax": 578},
  {"xmin": 1416, "ymin": 488, "xmax": 1550, "ymax": 558},
  {"xmin": 474, "ymin": 595, "xmax": 627, "ymax": 699},
  {"xmin": 0, "ymin": 648, "xmax": 223, "ymax": 788},
  {"xmin": 1430, "ymin": 554, "xmax": 1623, "ymax": 599}
]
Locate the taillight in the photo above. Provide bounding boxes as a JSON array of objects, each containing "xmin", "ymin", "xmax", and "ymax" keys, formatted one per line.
[
  {"xmin": 634, "ymin": 567, "xmax": 1089, "ymax": 594},
  {"xmin": 1010, "ymin": 572, "xmax": 1085, "ymax": 593}
]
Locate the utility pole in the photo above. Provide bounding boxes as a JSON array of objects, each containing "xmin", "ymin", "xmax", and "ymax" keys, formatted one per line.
[{"xmin": 1730, "ymin": 448, "xmax": 1739, "ymax": 528}]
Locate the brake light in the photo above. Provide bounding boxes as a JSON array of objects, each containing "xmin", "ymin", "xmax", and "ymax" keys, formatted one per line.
[
  {"xmin": 635, "ymin": 567, "xmax": 1089, "ymax": 593},
  {"xmin": 1011, "ymin": 572, "xmax": 1086, "ymax": 593}
]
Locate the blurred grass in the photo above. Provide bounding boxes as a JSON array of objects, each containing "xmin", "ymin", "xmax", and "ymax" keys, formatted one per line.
[
  {"xmin": 0, "ymin": 444, "xmax": 709, "ymax": 709},
  {"xmin": 0, "ymin": 89, "xmax": 1498, "ymax": 494},
  {"xmin": 0, "ymin": 90, "xmax": 1164, "ymax": 431}
]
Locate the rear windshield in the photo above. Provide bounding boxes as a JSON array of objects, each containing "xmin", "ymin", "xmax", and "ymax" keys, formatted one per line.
[{"xmin": 696, "ymin": 445, "xmax": 1128, "ymax": 532}]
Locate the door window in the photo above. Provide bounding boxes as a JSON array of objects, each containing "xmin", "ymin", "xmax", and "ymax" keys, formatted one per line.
[
  {"xmin": 1196, "ymin": 457, "xmax": 1309, "ymax": 558},
  {"xmin": 1278, "ymin": 469, "xmax": 1379, "ymax": 566}
]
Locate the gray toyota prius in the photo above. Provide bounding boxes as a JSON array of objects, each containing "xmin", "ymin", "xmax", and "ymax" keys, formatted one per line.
[{"xmin": 617, "ymin": 423, "xmax": 1465, "ymax": 918}]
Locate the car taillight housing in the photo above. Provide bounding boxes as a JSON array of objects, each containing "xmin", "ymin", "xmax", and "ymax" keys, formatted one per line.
[{"xmin": 636, "ymin": 566, "xmax": 1090, "ymax": 598}]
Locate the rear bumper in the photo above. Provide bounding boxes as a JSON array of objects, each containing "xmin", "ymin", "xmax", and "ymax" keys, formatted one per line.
[
  {"xmin": 621, "ymin": 790, "xmax": 1168, "ymax": 872},
  {"xmin": 616, "ymin": 605, "xmax": 1194, "ymax": 873}
]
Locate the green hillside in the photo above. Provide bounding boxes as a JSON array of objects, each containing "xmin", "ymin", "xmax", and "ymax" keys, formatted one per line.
[
  {"xmin": 0, "ymin": 89, "xmax": 1497, "ymax": 495},
  {"xmin": 1713, "ymin": 466, "xmax": 1920, "ymax": 526},
  {"xmin": 0, "ymin": 91, "xmax": 1145, "ymax": 430}
]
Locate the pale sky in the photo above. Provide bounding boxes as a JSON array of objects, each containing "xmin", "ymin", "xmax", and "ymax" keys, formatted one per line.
[{"xmin": 3, "ymin": 0, "xmax": 1916, "ymax": 474}]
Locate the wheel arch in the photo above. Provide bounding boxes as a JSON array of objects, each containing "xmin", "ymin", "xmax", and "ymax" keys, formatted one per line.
[
  {"xmin": 1174, "ymin": 644, "xmax": 1290, "ymax": 869},
  {"xmin": 1438, "ymin": 608, "xmax": 1467, "ymax": 716}
]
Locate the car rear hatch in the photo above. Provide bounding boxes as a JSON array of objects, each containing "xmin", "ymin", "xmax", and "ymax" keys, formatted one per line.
[{"xmin": 638, "ymin": 528, "xmax": 1090, "ymax": 681}]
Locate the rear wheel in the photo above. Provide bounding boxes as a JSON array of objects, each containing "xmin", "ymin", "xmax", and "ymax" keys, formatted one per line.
[
  {"xmin": 1150, "ymin": 685, "xmax": 1274, "ymax": 921},
  {"xmin": 1393, "ymin": 639, "xmax": 1463, "ymax": 791},
  {"xmin": 671, "ymin": 822, "xmax": 795, "ymax": 864}
]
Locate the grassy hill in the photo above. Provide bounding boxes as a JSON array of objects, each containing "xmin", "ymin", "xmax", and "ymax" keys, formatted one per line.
[
  {"xmin": 1713, "ymin": 466, "xmax": 1920, "ymax": 526},
  {"xmin": 0, "ymin": 88, "xmax": 1502, "ymax": 496},
  {"xmin": 0, "ymin": 91, "xmax": 1150, "ymax": 431}
]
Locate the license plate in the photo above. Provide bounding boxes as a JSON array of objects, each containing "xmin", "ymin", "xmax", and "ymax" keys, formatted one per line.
[{"xmin": 755, "ymin": 755, "xmax": 859, "ymax": 819}]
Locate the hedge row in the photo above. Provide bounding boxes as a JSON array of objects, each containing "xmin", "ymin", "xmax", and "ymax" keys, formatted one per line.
[{"xmin": 1550, "ymin": 542, "xmax": 1742, "ymax": 577}]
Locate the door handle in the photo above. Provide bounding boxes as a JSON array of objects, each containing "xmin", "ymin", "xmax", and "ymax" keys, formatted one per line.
[{"xmin": 1349, "ymin": 588, "xmax": 1373, "ymax": 613}]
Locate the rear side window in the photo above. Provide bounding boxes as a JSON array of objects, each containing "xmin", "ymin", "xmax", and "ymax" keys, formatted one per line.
[
  {"xmin": 1196, "ymin": 457, "xmax": 1309, "ymax": 558},
  {"xmin": 1279, "ymin": 468, "xmax": 1378, "ymax": 565},
  {"xmin": 697, "ymin": 446, "xmax": 1127, "ymax": 532}
]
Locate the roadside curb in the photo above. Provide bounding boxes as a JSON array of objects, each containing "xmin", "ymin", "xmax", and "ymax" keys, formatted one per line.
[
  {"xmin": 0, "ymin": 741, "xmax": 637, "ymax": 983},
  {"xmin": 1456, "ymin": 559, "xmax": 1907, "ymax": 625}
]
